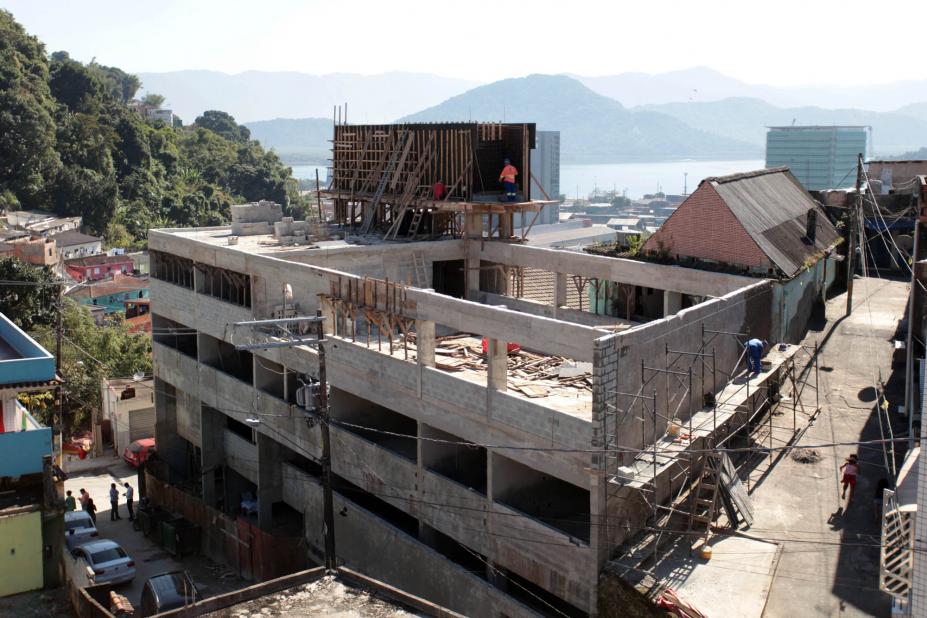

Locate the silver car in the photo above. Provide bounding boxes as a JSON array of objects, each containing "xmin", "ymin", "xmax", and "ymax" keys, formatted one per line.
[
  {"xmin": 64, "ymin": 511, "xmax": 98, "ymax": 549},
  {"xmin": 71, "ymin": 539, "xmax": 136, "ymax": 585}
]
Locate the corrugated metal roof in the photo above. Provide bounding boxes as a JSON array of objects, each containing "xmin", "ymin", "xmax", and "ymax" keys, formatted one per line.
[{"xmin": 706, "ymin": 168, "xmax": 841, "ymax": 277}]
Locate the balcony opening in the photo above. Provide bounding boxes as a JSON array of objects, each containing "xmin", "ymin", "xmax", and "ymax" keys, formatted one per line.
[
  {"xmin": 432, "ymin": 259, "xmax": 465, "ymax": 298},
  {"xmin": 224, "ymin": 465, "xmax": 258, "ymax": 521},
  {"xmin": 152, "ymin": 314, "xmax": 197, "ymax": 358},
  {"xmin": 495, "ymin": 565, "xmax": 586, "ymax": 618},
  {"xmin": 226, "ymin": 416, "xmax": 256, "ymax": 444},
  {"xmin": 151, "ymin": 250, "xmax": 193, "ymax": 289},
  {"xmin": 421, "ymin": 424, "xmax": 486, "ymax": 495},
  {"xmin": 492, "ymin": 454, "xmax": 590, "ymax": 544},
  {"xmin": 195, "ymin": 262, "xmax": 251, "ymax": 307},
  {"xmin": 332, "ymin": 472, "xmax": 418, "ymax": 537},
  {"xmin": 330, "ymin": 388, "xmax": 417, "ymax": 461},
  {"xmin": 419, "ymin": 523, "xmax": 487, "ymax": 581},
  {"xmin": 254, "ymin": 357, "xmax": 285, "ymax": 400},
  {"xmin": 198, "ymin": 333, "xmax": 253, "ymax": 384}
]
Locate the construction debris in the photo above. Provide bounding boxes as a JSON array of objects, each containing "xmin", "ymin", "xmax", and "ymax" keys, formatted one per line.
[
  {"xmin": 431, "ymin": 333, "xmax": 592, "ymax": 398},
  {"xmin": 791, "ymin": 448, "xmax": 822, "ymax": 464}
]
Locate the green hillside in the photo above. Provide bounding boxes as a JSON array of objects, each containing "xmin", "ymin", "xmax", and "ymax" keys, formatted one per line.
[
  {"xmin": 0, "ymin": 10, "xmax": 305, "ymax": 245},
  {"xmin": 398, "ymin": 74, "xmax": 760, "ymax": 163}
]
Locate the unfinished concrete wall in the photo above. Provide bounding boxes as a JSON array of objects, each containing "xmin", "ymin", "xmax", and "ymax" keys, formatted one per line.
[
  {"xmin": 282, "ymin": 463, "xmax": 540, "ymax": 618},
  {"xmin": 771, "ymin": 256, "xmax": 833, "ymax": 343},
  {"xmin": 592, "ymin": 280, "xmax": 772, "ymax": 456}
]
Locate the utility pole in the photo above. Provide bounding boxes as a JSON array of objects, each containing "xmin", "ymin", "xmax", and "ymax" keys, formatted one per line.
[
  {"xmin": 846, "ymin": 153, "xmax": 863, "ymax": 316},
  {"xmin": 315, "ymin": 309, "xmax": 336, "ymax": 571},
  {"xmin": 54, "ymin": 282, "xmax": 64, "ymax": 466},
  {"xmin": 315, "ymin": 169, "xmax": 323, "ymax": 222},
  {"xmin": 232, "ymin": 312, "xmax": 334, "ymax": 569}
]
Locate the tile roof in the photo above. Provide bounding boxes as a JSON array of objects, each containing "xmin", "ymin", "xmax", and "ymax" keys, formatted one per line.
[
  {"xmin": 48, "ymin": 230, "xmax": 101, "ymax": 247},
  {"xmin": 703, "ymin": 167, "xmax": 841, "ymax": 277},
  {"xmin": 66, "ymin": 276, "xmax": 149, "ymax": 299},
  {"xmin": 64, "ymin": 254, "xmax": 134, "ymax": 267}
]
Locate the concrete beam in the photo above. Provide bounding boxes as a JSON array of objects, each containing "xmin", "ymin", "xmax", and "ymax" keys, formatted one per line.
[{"xmin": 480, "ymin": 242, "xmax": 755, "ymax": 298}]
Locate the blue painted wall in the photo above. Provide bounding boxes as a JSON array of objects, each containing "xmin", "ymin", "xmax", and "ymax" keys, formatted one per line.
[
  {"xmin": 0, "ymin": 427, "xmax": 52, "ymax": 476},
  {"xmin": 0, "ymin": 313, "xmax": 55, "ymax": 385}
]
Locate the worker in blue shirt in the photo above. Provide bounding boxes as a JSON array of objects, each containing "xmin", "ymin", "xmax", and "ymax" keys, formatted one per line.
[{"xmin": 745, "ymin": 338, "xmax": 768, "ymax": 377}]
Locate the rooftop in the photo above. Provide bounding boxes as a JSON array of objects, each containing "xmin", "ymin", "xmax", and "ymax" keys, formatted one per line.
[
  {"xmin": 48, "ymin": 229, "xmax": 101, "ymax": 247},
  {"xmin": 65, "ymin": 274, "xmax": 149, "ymax": 299},
  {"xmin": 0, "ymin": 312, "xmax": 55, "ymax": 387},
  {"xmin": 766, "ymin": 125, "xmax": 870, "ymax": 130},
  {"xmin": 64, "ymin": 253, "xmax": 134, "ymax": 267}
]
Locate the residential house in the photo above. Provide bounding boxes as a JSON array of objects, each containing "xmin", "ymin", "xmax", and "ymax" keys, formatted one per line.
[
  {"xmin": 65, "ymin": 273, "xmax": 149, "ymax": 313},
  {"xmin": 65, "ymin": 254, "xmax": 135, "ymax": 282},
  {"xmin": 100, "ymin": 377, "xmax": 154, "ymax": 457},
  {"xmin": 48, "ymin": 230, "xmax": 102, "ymax": 261},
  {"xmin": 642, "ymin": 167, "xmax": 841, "ymax": 341},
  {"xmin": 5, "ymin": 211, "xmax": 82, "ymax": 236},
  {"xmin": 0, "ymin": 236, "xmax": 58, "ymax": 267},
  {"xmin": 0, "ymin": 312, "xmax": 63, "ymax": 597},
  {"xmin": 145, "ymin": 108, "xmax": 175, "ymax": 125}
]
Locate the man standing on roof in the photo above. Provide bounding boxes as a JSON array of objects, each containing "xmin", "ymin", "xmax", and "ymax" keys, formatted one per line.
[
  {"xmin": 744, "ymin": 338, "xmax": 767, "ymax": 377},
  {"xmin": 499, "ymin": 159, "xmax": 518, "ymax": 202}
]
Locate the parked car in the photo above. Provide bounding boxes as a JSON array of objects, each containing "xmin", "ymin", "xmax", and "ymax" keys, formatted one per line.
[
  {"xmin": 123, "ymin": 437, "xmax": 156, "ymax": 468},
  {"xmin": 64, "ymin": 510, "xmax": 98, "ymax": 549},
  {"xmin": 70, "ymin": 540, "xmax": 136, "ymax": 585},
  {"xmin": 139, "ymin": 571, "xmax": 198, "ymax": 616}
]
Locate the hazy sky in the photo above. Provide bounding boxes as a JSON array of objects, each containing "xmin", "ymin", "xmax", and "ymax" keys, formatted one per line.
[{"xmin": 2, "ymin": 0, "xmax": 921, "ymax": 86}]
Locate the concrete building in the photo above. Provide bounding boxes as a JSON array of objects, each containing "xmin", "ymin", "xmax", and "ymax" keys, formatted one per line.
[
  {"xmin": 0, "ymin": 311, "xmax": 63, "ymax": 597},
  {"xmin": 48, "ymin": 229, "xmax": 102, "ymax": 261},
  {"xmin": 149, "ymin": 199, "xmax": 787, "ymax": 616},
  {"xmin": 766, "ymin": 125, "xmax": 870, "ymax": 191},
  {"xmin": 0, "ymin": 236, "xmax": 57, "ymax": 267},
  {"xmin": 100, "ymin": 377, "xmax": 155, "ymax": 457},
  {"xmin": 145, "ymin": 108, "xmax": 175, "ymax": 125},
  {"xmin": 64, "ymin": 273, "xmax": 149, "ymax": 314},
  {"xmin": 525, "ymin": 130, "xmax": 561, "ymax": 227},
  {"xmin": 65, "ymin": 253, "xmax": 135, "ymax": 282}
]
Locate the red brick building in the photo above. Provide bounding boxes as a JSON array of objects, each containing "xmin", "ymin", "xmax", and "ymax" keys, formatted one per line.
[
  {"xmin": 643, "ymin": 167, "xmax": 840, "ymax": 278},
  {"xmin": 64, "ymin": 254, "xmax": 134, "ymax": 282}
]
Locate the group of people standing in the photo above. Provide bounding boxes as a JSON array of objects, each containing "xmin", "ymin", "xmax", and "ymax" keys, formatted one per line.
[{"xmin": 63, "ymin": 482, "xmax": 135, "ymax": 523}]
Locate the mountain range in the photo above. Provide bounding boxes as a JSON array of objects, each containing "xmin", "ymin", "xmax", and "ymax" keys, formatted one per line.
[
  {"xmin": 136, "ymin": 68, "xmax": 927, "ymax": 165},
  {"xmin": 398, "ymin": 75, "xmax": 758, "ymax": 163}
]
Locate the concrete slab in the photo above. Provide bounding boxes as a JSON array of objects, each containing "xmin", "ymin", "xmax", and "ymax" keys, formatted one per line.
[{"xmin": 645, "ymin": 535, "xmax": 780, "ymax": 618}]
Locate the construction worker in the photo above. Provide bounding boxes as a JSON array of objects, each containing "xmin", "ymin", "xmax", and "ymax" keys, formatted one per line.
[
  {"xmin": 744, "ymin": 338, "xmax": 767, "ymax": 377},
  {"xmin": 499, "ymin": 159, "xmax": 518, "ymax": 202}
]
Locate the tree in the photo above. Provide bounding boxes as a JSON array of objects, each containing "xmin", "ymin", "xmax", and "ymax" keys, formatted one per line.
[
  {"xmin": 195, "ymin": 110, "xmax": 251, "ymax": 143},
  {"xmin": 0, "ymin": 257, "xmax": 58, "ymax": 330},
  {"xmin": 32, "ymin": 300, "xmax": 151, "ymax": 432},
  {"xmin": 141, "ymin": 92, "xmax": 165, "ymax": 108}
]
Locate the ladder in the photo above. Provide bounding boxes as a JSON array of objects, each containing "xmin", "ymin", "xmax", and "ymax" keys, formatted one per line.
[
  {"xmin": 686, "ymin": 451, "xmax": 722, "ymax": 552},
  {"xmin": 383, "ymin": 134, "xmax": 436, "ymax": 240},
  {"xmin": 360, "ymin": 129, "xmax": 410, "ymax": 234},
  {"xmin": 407, "ymin": 208, "xmax": 425, "ymax": 239},
  {"xmin": 411, "ymin": 250, "xmax": 427, "ymax": 288}
]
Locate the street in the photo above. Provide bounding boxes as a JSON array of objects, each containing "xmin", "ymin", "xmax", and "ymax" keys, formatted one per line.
[{"xmin": 64, "ymin": 458, "xmax": 244, "ymax": 609}]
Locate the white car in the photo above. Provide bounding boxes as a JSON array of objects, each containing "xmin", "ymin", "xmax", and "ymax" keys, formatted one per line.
[
  {"xmin": 64, "ymin": 511, "xmax": 98, "ymax": 549},
  {"xmin": 71, "ymin": 540, "xmax": 136, "ymax": 585}
]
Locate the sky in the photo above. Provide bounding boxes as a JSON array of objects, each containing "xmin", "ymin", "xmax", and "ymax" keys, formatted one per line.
[{"xmin": 2, "ymin": 0, "xmax": 922, "ymax": 87}]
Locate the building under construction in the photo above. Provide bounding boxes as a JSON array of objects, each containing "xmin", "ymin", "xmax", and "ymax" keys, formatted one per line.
[
  {"xmin": 148, "ymin": 129, "xmax": 827, "ymax": 616},
  {"xmin": 324, "ymin": 122, "xmax": 551, "ymax": 240}
]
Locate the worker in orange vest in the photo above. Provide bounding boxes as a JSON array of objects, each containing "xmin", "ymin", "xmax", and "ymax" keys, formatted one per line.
[{"xmin": 499, "ymin": 159, "xmax": 518, "ymax": 202}]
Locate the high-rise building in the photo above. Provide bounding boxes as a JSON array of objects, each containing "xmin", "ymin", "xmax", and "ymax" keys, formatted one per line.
[
  {"xmin": 525, "ymin": 130, "xmax": 560, "ymax": 226},
  {"xmin": 765, "ymin": 125, "xmax": 870, "ymax": 191}
]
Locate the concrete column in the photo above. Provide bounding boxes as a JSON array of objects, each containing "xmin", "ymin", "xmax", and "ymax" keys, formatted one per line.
[
  {"xmin": 487, "ymin": 338, "xmax": 507, "ymax": 391},
  {"xmin": 416, "ymin": 319, "xmax": 435, "ymax": 367},
  {"xmin": 554, "ymin": 272, "xmax": 568, "ymax": 318},
  {"xmin": 319, "ymin": 297, "xmax": 336, "ymax": 336},
  {"xmin": 465, "ymin": 213, "xmax": 483, "ymax": 301},
  {"xmin": 663, "ymin": 290, "xmax": 683, "ymax": 317},
  {"xmin": 200, "ymin": 405, "xmax": 225, "ymax": 508},
  {"xmin": 499, "ymin": 212, "xmax": 513, "ymax": 239},
  {"xmin": 257, "ymin": 431, "xmax": 283, "ymax": 532}
]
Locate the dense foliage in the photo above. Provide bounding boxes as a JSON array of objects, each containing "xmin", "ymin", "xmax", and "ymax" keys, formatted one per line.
[
  {"xmin": 0, "ymin": 10, "xmax": 305, "ymax": 247},
  {"xmin": 29, "ymin": 300, "xmax": 152, "ymax": 430},
  {"xmin": 0, "ymin": 257, "xmax": 58, "ymax": 329}
]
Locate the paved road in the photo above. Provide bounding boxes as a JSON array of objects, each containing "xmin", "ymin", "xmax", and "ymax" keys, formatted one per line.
[
  {"xmin": 756, "ymin": 277, "xmax": 904, "ymax": 617},
  {"xmin": 65, "ymin": 459, "xmax": 243, "ymax": 608}
]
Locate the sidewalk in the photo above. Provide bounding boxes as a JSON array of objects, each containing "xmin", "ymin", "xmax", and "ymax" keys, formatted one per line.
[{"xmin": 755, "ymin": 277, "xmax": 905, "ymax": 617}]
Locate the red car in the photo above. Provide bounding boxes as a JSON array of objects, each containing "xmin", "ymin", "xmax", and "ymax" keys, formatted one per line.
[{"xmin": 123, "ymin": 438, "xmax": 156, "ymax": 468}]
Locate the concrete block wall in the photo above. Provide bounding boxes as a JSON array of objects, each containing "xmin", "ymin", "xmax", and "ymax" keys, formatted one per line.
[{"xmin": 281, "ymin": 462, "xmax": 540, "ymax": 618}]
